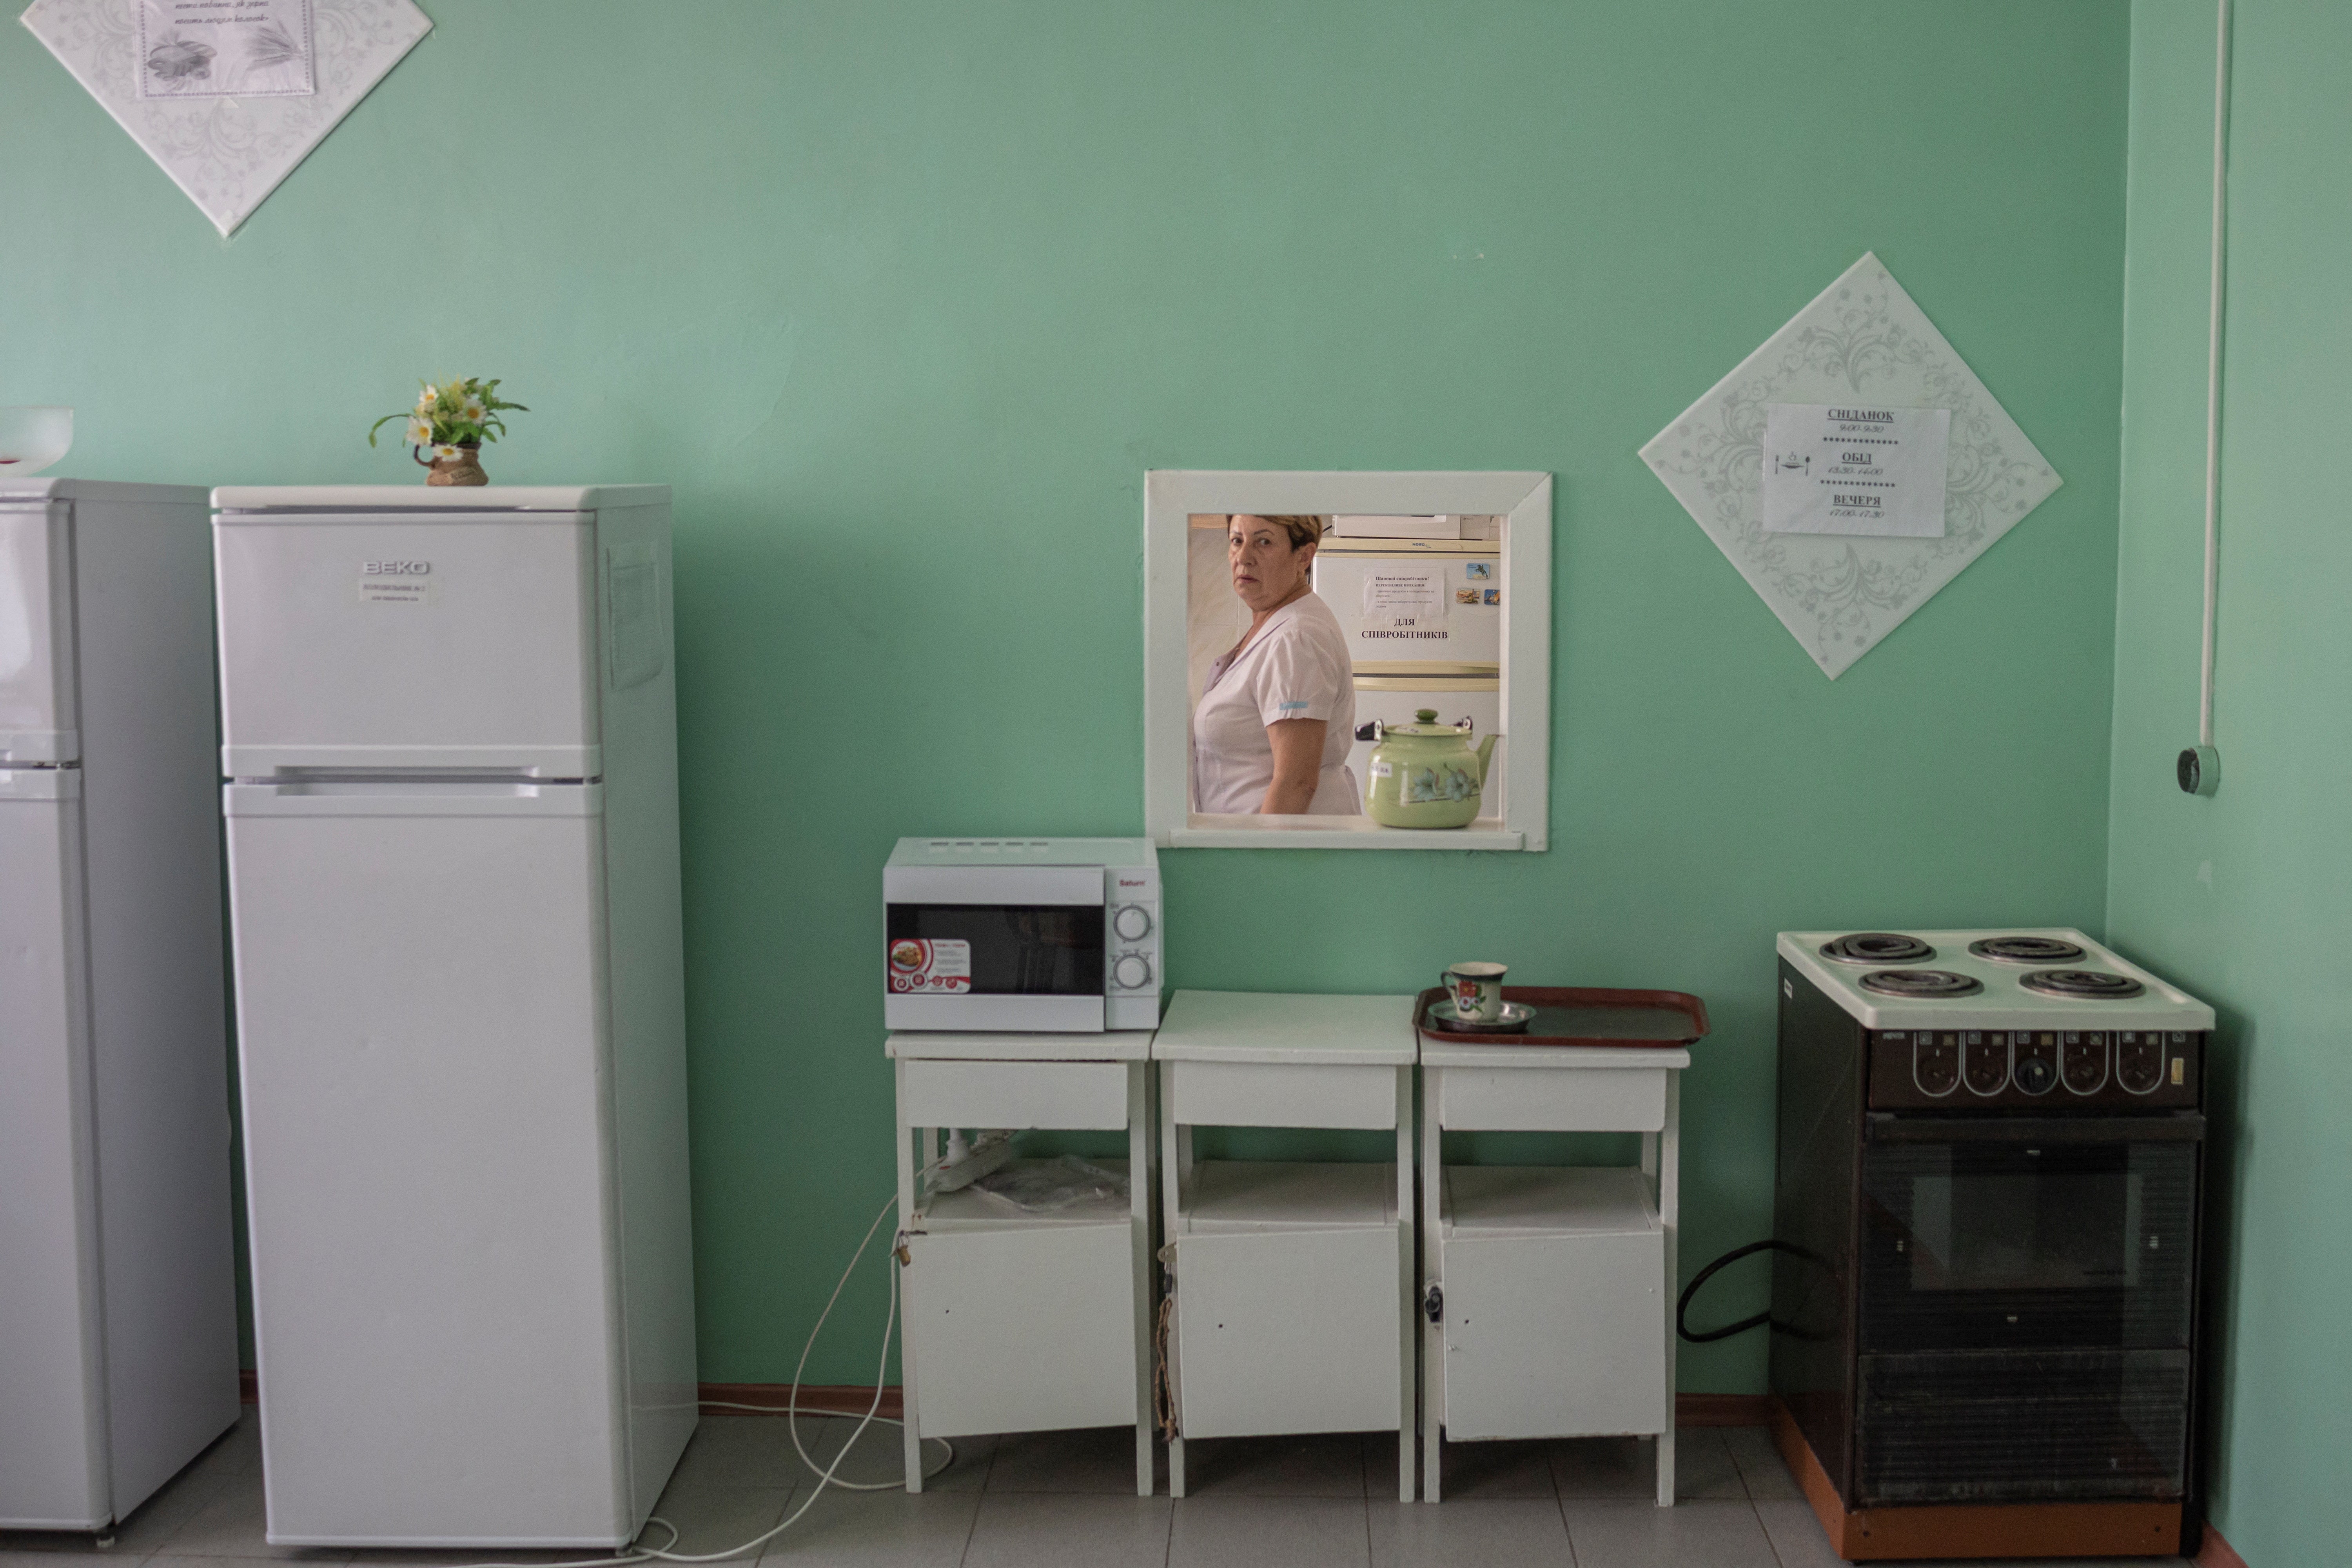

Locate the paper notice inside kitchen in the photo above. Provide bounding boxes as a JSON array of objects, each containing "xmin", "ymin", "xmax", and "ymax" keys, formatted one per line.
[
  {"xmin": 1361, "ymin": 568, "xmax": 1446, "ymax": 632},
  {"xmin": 1760, "ymin": 404, "xmax": 1952, "ymax": 537},
  {"xmin": 138, "ymin": 0, "xmax": 316, "ymax": 100}
]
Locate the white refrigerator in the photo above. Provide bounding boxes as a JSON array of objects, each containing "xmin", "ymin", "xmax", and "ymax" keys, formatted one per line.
[
  {"xmin": 213, "ymin": 486, "xmax": 696, "ymax": 1547},
  {"xmin": 0, "ymin": 479, "xmax": 240, "ymax": 1532}
]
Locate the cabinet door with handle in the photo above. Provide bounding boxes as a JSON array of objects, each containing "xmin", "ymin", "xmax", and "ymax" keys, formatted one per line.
[{"xmin": 1440, "ymin": 1231, "xmax": 1666, "ymax": 1441}]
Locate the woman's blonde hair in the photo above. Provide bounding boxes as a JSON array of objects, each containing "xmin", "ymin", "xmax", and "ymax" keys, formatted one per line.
[{"xmin": 1231, "ymin": 514, "xmax": 1327, "ymax": 550}]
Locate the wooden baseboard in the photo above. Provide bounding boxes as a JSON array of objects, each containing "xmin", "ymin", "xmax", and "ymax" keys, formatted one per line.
[
  {"xmin": 698, "ymin": 1381, "xmax": 906, "ymax": 1420},
  {"xmin": 1673, "ymin": 1392, "xmax": 1774, "ymax": 1426},
  {"xmin": 1766, "ymin": 1397, "xmax": 2183, "ymax": 1561},
  {"xmin": 234, "ymin": 1371, "xmax": 904, "ymax": 1421},
  {"xmin": 233, "ymin": 1373, "xmax": 1766, "ymax": 1430},
  {"xmin": 2196, "ymin": 1524, "xmax": 2249, "ymax": 1568},
  {"xmin": 701, "ymin": 1385, "xmax": 1758, "ymax": 1428}
]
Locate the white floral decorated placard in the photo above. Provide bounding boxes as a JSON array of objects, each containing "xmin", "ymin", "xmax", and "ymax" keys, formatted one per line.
[
  {"xmin": 21, "ymin": 0, "xmax": 430, "ymax": 237},
  {"xmin": 1640, "ymin": 253, "xmax": 2061, "ymax": 678}
]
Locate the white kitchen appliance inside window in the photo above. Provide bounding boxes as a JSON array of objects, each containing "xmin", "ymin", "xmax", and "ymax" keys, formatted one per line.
[{"xmin": 1312, "ymin": 518, "xmax": 1505, "ymax": 825}]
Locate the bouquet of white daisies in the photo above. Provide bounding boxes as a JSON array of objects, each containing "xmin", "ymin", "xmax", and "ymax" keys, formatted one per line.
[{"xmin": 369, "ymin": 376, "xmax": 528, "ymax": 463}]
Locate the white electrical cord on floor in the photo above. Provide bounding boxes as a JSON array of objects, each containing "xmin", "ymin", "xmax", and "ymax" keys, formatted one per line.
[
  {"xmin": 434, "ymin": 1192, "xmax": 944, "ymax": 1568},
  {"xmin": 699, "ymin": 1400, "xmax": 951, "ymax": 1492}
]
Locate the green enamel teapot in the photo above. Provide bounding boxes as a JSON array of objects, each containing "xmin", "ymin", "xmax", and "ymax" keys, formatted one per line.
[{"xmin": 1362, "ymin": 709, "xmax": 1499, "ymax": 829}]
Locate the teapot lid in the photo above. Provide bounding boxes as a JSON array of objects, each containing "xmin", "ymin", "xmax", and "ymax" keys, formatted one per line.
[{"xmin": 1387, "ymin": 707, "xmax": 1472, "ymax": 735}]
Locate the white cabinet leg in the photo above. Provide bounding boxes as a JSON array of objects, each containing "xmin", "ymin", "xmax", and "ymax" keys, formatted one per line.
[
  {"xmin": 1130, "ymin": 1062, "xmax": 1154, "ymax": 1497},
  {"xmin": 1396, "ymin": 1067, "xmax": 1416, "ymax": 1503},
  {"xmin": 1421, "ymin": 1068, "xmax": 1443, "ymax": 1503},
  {"xmin": 897, "ymin": 1099, "xmax": 927, "ymax": 1494},
  {"xmin": 1657, "ymin": 1072, "xmax": 1680, "ymax": 1508},
  {"xmin": 1157, "ymin": 1065, "xmax": 1185, "ymax": 1498}
]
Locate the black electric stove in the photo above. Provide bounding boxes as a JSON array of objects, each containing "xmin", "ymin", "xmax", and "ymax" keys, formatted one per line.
[{"xmin": 1768, "ymin": 929, "xmax": 2217, "ymax": 1560}]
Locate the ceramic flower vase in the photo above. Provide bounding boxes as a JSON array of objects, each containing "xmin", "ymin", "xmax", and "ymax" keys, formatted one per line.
[{"xmin": 417, "ymin": 444, "xmax": 487, "ymax": 486}]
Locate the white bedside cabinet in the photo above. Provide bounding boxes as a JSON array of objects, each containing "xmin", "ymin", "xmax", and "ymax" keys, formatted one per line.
[
  {"xmin": 1418, "ymin": 1039, "xmax": 1690, "ymax": 1504},
  {"xmin": 887, "ymin": 1031, "xmax": 1156, "ymax": 1496},
  {"xmin": 1151, "ymin": 992, "xmax": 1419, "ymax": 1501}
]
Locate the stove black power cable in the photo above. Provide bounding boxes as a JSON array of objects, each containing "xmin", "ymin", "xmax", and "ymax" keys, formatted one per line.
[{"xmin": 1676, "ymin": 1239, "xmax": 1835, "ymax": 1344}]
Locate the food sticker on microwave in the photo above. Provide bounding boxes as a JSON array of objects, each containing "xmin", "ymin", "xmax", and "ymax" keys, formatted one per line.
[{"xmin": 888, "ymin": 938, "xmax": 971, "ymax": 994}]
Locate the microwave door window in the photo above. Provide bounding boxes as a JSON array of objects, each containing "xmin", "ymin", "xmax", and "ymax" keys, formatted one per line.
[{"xmin": 886, "ymin": 904, "xmax": 1105, "ymax": 996}]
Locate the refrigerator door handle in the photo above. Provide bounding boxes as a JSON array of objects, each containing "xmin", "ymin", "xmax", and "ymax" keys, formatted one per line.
[
  {"xmin": 223, "ymin": 781, "xmax": 604, "ymax": 818},
  {"xmin": 0, "ymin": 766, "xmax": 82, "ymax": 801}
]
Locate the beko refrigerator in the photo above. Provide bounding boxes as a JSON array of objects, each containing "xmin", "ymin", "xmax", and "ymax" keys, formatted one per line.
[
  {"xmin": 0, "ymin": 479, "xmax": 240, "ymax": 1532},
  {"xmin": 212, "ymin": 486, "xmax": 695, "ymax": 1547}
]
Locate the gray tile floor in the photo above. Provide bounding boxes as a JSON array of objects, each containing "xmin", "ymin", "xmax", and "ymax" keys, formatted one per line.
[{"xmin": 0, "ymin": 1412, "xmax": 2192, "ymax": 1568}]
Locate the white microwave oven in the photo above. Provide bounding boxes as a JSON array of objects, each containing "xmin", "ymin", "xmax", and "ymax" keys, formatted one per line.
[{"xmin": 884, "ymin": 837, "xmax": 1162, "ymax": 1032}]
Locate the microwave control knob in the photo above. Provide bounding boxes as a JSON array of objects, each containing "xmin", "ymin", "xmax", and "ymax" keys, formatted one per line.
[
  {"xmin": 1113, "ymin": 904, "xmax": 1154, "ymax": 941},
  {"xmin": 1114, "ymin": 954, "xmax": 1154, "ymax": 991}
]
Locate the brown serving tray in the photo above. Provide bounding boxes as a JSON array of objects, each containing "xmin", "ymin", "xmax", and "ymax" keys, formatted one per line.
[{"xmin": 1415, "ymin": 985, "xmax": 1710, "ymax": 1048}]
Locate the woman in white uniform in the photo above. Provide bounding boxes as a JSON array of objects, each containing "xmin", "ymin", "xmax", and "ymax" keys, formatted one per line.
[{"xmin": 1191, "ymin": 514, "xmax": 1361, "ymax": 815}]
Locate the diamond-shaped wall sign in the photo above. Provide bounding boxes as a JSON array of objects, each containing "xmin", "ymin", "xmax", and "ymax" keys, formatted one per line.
[
  {"xmin": 22, "ymin": 0, "xmax": 431, "ymax": 237},
  {"xmin": 1639, "ymin": 253, "xmax": 2062, "ymax": 678}
]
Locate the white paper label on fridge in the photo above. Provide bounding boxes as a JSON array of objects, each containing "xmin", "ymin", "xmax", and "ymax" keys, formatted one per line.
[
  {"xmin": 357, "ymin": 574, "xmax": 433, "ymax": 605},
  {"xmin": 888, "ymin": 938, "xmax": 972, "ymax": 994},
  {"xmin": 1360, "ymin": 569, "xmax": 1446, "ymax": 632},
  {"xmin": 605, "ymin": 543, "xmax": 665, "ymax": 690},
  {"xmin": 1760, "ymin": 403, "xmax": 1951, "ymax": 537}
]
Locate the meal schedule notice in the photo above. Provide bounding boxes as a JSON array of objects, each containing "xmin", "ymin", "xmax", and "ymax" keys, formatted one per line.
[{"xmin": 1760, "ymin": 403, "xmax": 1951, "ymax": 538}]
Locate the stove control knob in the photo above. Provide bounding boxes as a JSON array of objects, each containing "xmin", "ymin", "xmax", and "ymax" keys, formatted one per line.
[
  {"xmin": 1113, "ymin": 954, "xmax": 1154, "ymax": 991},
  {"xmin": 1912, "ymin": 1036, "xmax": 1959, "ymax": 1097},
  {"xmin": 2116, "ymin": 1038, "xmax": 2165, "ymax": 1094},
  {"xmin": 2013, "ymin": 1054, "xmax": 2057, "ymax": 1096},
  {"xmin": 1113, "ymin": 905, "xmax": 1154, "ymax": 941},
  {"xmin": 1964, "ymin": 1037, "xmax": 2011, "ymax": 1095}
]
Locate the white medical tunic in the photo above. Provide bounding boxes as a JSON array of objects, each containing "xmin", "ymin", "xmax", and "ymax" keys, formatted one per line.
[{"xmin": 1190, "ymin": 593, "xmax": 1361, "ymax": 815}]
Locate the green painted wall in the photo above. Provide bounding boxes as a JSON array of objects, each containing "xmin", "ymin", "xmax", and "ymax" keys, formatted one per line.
[
  {"xmin": 2112, "ymin": 3, "xmax": 2352, "ymax": 1560},
  {"xmin": 0, "ymin": 2, "xmax": 2130, "ymax": 1392}
]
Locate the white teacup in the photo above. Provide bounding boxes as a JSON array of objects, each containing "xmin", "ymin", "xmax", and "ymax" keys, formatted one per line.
[{"xmin": 1442, "ymin": 961, "xmax": 1508, "ymax": 1022}]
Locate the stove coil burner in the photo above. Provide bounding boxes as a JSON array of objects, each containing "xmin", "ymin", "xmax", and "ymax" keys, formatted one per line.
[
  {"xmin": 1858, "ymin": 969, "xmax": 1983, "ymax": 998},
  {"xmin": 1821, "ymin": 933, "xmax": 1936, "ymax": 965},
  {"xmin": 2019, "ymin": 968, "xmax": 2146, "ymax": 1000},
  {"xmin": 1968, "ymin": 936, "xmax": 2089, "ymax": 964}
]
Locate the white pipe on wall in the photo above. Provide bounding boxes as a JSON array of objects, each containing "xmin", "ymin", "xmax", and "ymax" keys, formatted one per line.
[
  {"xmin": 2199, "ymin": 0, "xmax": 2230, "ymax": 748},
  {"xmin": 2183, "ymin": 0, "xmax": 2231, "ymax": 797}
]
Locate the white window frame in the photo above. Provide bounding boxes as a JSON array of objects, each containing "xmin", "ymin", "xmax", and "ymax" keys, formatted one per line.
[{"xmin": 1144, "ymin": 470, "xmax": 1551, "ymax": 851}]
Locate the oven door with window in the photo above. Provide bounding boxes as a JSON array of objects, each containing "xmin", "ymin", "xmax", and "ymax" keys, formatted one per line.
[
  {"xmin": 1853, "ymin": 1114, "xmax": 2200, "ymax": 1504},
  {"xmin": 884, "ymin": 878, "xmax": 1107, "ymax": 1033}
]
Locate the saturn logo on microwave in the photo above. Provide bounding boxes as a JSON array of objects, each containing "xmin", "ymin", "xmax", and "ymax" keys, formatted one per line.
[{"xmin": 365, "ymin": 559, "xmax": 431, "ymax": 575}]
